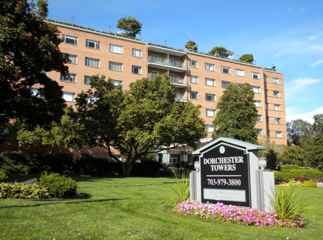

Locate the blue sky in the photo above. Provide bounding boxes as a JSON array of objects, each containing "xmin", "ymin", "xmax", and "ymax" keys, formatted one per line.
[{"xmin": 49, "ymin": 0, "xmax": 323, "ymax": 123}]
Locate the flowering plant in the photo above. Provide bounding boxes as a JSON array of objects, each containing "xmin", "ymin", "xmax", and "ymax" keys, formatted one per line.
[{"xmin": 176, "ymin": 201, "xmax": 304, "ymax": 228}]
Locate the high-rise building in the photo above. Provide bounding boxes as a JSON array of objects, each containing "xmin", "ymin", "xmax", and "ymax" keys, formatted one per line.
[{"xmin": 46, "ymin": 20, "xmax": 287, "ymax": 145}]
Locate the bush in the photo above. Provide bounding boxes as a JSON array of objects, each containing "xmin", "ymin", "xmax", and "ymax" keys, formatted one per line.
[
  {"xmin": 302, "ymin": 180, "xmax": 317, "ymax": 188},
  {"xmin": 275, "ymin": 165, "xmax": 323, "ymax": 183},
  {"xmin": 274, "ymin": 186, "xmax": 303, "ymax": 221},
  {"xmin": 39, "ymin": 172, "xmax": 77, "ymax": 198},
  {"xmin": 0, "ymin": 183, "xmax": 49, "ymax": 199},
  {"xmin": 0, "ymin": 170, "xmax": 8, "ymax": 182}
]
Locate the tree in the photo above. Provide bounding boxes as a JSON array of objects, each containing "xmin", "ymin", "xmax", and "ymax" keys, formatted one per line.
[
  {"xmin": 239, "ymin": 54, "xmax": 254, "ymax": 64},
  {"xmin": 303, "ymin": 134, "xmax": 323, "ymax": 170},
  {"xmin": 185, "ymin": 40, "xmax": 198, "ymax": 52},
  {"xmin": 213, "ymin": 83, "xmax": 258, "ymax": 143},
  {"xmin": 313, "ymin": 114, "xmax": 323, "ymax": 136},
  {"xmin": 265, "ymin": 149, "xmax": 279, "ymax": 170},
  {"xmin": 116, "ymin": 75, "xmax": 204, "ymax": 176},
  {"xmin": 75, "ymin": 76, "xmax": 124, "ymax": 156},
  {"xmin": 117, "ymin": 16, "xmax": 142, "ymax": 38},
  {"xmin": 209, "ymin": 46, "xmax": 233, "ymax": 58},
  {"xmin": 37, "ymin": 0, "xmax": 48, "ymax": 18},
  {"xmin": 0, "ymin": 0, "xmax": 67, "ymax": 128},
  {"xmin": 280, "ymin": 145, "xmax": 305, "ymax": 166},
  {"xmin": 287, "ymin": 119, "xmax": 313, "ymax": 145}
]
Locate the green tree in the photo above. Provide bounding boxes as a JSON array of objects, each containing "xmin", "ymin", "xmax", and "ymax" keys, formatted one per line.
[
  {"xmin": 209, "ymin": 46, "xmax": 233, "ymax": 58},
  {"xmin": 303, "ymin": 135, "xmax": 323, "ymax": 170},
  {"xmin": 313, "ymin": 114, "xmax": 323, "ymax": 136},
  {"xmin": 213, "ymin": 83, "xmax": 258, "ymax": 143},
  {"xmin": 117, "ymin": 16, "xmax": 142, "ymax": 38},
  {"xmin": 287, "ymin": 119, "xmax": 313, "ymax": 145},
  {"xmin": 0, "ymin": 0, "xmax": 67, "ymax": 127},
  {"xmin": 116, "ymin": 75, "xmax": 204, "ymax": 176},
  {"xmin": 75, "ymin": 76, "xmax": 124, "ymax": 156},
  {"xmin": 17, "ymin": 109, "xmax": 83, "ymax": 151},
  {"xmin": 280, "ymin": 145, "xmax": 305, "ymax": 166},
  {"xmin": 185, "ymin": 40, "xmax": 198, "ymax": 52},
  {"xmin": 239, "ymin": 54, "xmax": 254, "ymax": 64}
]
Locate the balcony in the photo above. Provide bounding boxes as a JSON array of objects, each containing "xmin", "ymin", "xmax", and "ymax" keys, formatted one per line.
[
  {"xmin": 169, "ymin": 75, "xmax": 187, "ymax": 88},
  {"xmin": 148, "ymin": 55, "xmax": 186, "ymax": 72}
]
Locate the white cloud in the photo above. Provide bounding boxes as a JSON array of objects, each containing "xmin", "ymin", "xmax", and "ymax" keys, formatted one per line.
[
  {"xmin": 286, "ymin": 77, "xmax": 321, "ymax": 97},
  {"xmin": 311, "ymin": 59, "xmax": 323, "ymax": 67},
  {"xmin": 287, "ymin": 106, "xmax": 323, "ymax": 123}
]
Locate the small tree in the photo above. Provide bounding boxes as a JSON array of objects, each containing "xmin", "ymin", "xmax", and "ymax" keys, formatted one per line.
[
  {"xmin": 185, "ymin": 40, "xmax": 198, "ymax": 52},
  {"xmin": 239, "ymin": 54, "xmax": 254, "ymax": 63},
  {"xmin": 265, "ymin": 149, "xmax": 279, "ymax": 170},
  {"xmin": 116, "ymin": 75, "xmax": 204, "ymax": 176},
  {"xmin": 209, "ymin": 46, "xmax": 233, "ymax": 58},
  {"xmin": 117, "ymin": 16, "xmax": 142, "ymax": 38},
  {"xmin": 75, "ymin": 76, "xmax": 124, "ymax": 156},
  {"xmin": 213, "ymin": 83, "xmax": 258, "ymax": 143}
]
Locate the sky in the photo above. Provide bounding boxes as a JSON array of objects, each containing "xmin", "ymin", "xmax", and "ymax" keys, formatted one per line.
[{"xmin": 48, "ymin": 0, "xmax": 323, "ymax": 123}]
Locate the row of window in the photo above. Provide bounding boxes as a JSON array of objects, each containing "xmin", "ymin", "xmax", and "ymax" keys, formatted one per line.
[
  {"xmin": 62, "ymin": 35, "xmax": 144, "ymax": 57},
  {"xmin": 60, "ymin": 73, "xmax": 123, "ymax": 86}
]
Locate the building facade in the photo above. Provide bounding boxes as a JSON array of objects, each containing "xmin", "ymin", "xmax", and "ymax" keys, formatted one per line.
[{"xmin": 46, "ymin": 20, "xmax": 287, "ymax": 145}]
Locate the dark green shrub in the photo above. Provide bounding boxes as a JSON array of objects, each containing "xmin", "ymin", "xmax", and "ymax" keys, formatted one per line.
[
  {"xmin": 0, "ymin": 170, "xmax": 8, "ymax": 182},
  {"xmin": 39, "ymin": 172, "xmax": 77, "ymax": 198},
  {"xmin": 0, "ymin": 183, "xmax": 49, "ymax": 199},
  {"xmin": 275, "ymin": 165, "xmax": 323, "ymax": 183}
]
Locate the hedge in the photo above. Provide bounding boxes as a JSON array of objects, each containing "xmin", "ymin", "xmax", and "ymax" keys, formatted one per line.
[{"xmin": 275, "ymin": 165, "xmax": 323, "ymax": 183}]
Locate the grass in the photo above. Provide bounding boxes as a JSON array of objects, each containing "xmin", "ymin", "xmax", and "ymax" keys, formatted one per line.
[{"xmin": 0, "ymin": 178, "xmax": 323, "ymax": 240}]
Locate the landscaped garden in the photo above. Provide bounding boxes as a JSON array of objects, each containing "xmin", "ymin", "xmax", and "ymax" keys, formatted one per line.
[{"xmin": 1, "ymin": 177, "xmax": 323, "ymax": 240}]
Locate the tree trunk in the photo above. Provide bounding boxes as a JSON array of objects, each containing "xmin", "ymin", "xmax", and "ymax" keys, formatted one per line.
[{"xmin": 122, "ymin": 159, "xmax": 135, "ymax": 177}]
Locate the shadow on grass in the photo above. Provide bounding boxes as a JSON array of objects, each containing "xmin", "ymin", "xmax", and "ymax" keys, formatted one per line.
[{"xmin": 0, "ymin": 197, "xmax": 127, "ymax": 209}]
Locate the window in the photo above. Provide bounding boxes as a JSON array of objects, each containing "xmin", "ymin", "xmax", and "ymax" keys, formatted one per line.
[
  {"xmin": 274, "ymin": 104, "xmax": 280, "ymax": 111},
  {"xmin": 132, "ymin": 65, "xmax": 142, "ymax": 75},
  {"xmin": 272, "ymin": 78, "xmax": 281, "ymax": 84},
  {"xmin": 221, "ymin": 80, "xmax": 231, "ymax": 89},
  {"xmin": 84, "ymin": 75, "xmax": 94, "ymax": 85},
  {"xmin": 111, "ymin": 80, "xmax": 122, "ymax": 87},
  {"xmin": 190, "ymin": 60, "xmax": 198, "ymax": 68},
  {"xmin": 109, "ymin": 44, "xmax": 124, "ymax": 54},
  {"xmin": 206, "ymin": 124, "xmax": 215, "ymax": 133},
  {"xmin": 256, "ymin": 128, "xmax": 264, "ymax": 136},
  {"xmin": 273, "ymin": 90, "xmax": 280, "ymax": 97},
  {"xmin": 205, "ymin": 63, "xmax": 215, "ymax": 72},
  {"xmin": 254, "ymin": 100, "xmax": 261, "ymax": 108},
  {"xmin": 275, "ymin": 131, "xmax": 283, "ymax": 139},
  {"xmin": 64, "ymin": 53, "xmax": 77, "ymax": 64},
  {"xmin": 60, "ymin": 73, "xmax": 76, "ymax": 83},
  {"xmin": 190, "ymin": 91, "xmax": 198, "ymax": 99},
  {"xmin": 205, "ymin": 78, "xmax": 216, "ymax": 87},
  {"xmin": 85, "ymin": 57, "xmax": 100, "ymax": 68},
  {"xmin": 63, "ymin": 35, "xmax": 77, "ymax": 45},
  {"xmin": 222, "ymin": 66, "xmax": 230, "ymax": 74},
  {"xmin": 132, "ymin": 48, "xmax": 143, "ymax": 58},
  {"xmin": 63, "ymin": 92, "xmax": 75, "ymax": 102},
  {"xmin": 205, "ymin": 93, "xmax": 216, "ymax": 101},
  {"xmin": 257, "ymin": 115, "xmax": 263, "ymax": 122},
  {"xmin": 206, "ymin": 109, "xmax": 216, "ymax": 117},
  {"xmin": 252, "ymin": 86, "xmax": 261, "ymax": 94},
  {"xmin": 86, "ymin": 39, "xmax": 100, "ymax": 49},
  {"xmin": 191, "ymin": 75, "xmax": 198, "ymax": 84},
  {"xmin": 236, "ymin": 69, "xmax": 245, "ymax": 77},
  {"xmin": 252, "ymin": 72, "xmax": 261, "ymax": 80},
  {"xmin": 109, "ymin": 61, "xmax": 123, "ymax": 72},
  {"xmin": 274, "ymin": 117, "xmax": 281, "ymax": 125}
]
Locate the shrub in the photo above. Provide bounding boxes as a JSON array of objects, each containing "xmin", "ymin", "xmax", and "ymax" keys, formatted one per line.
[
  {"xmin": 275, "ymin": 165, "xmax": 323, "ymax": 183},
  {"xmin": 0, "ymin": 183, "xmax": 49, "ymax": 199},
  {"xmin": 0, "ymin": 170, "xmax": 8, "ymax": 182},
  {"xmin": 274, "ymin": 186, "xmax": 303, "ymax": 221},
  {"xmin": 302, "ymin": 180, "xmax": 317, "ymax": 188},
  {"xmin": 171, "ymin": 170, "xmax": 190, "ymax": 204},
  {"xmin": 39, "ymin": 172, "xmax": 77, "ymax": 198}
]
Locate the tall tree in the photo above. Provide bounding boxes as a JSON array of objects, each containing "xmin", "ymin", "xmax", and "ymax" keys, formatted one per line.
[
  {"xmin": 185, "ymin": 40, "xmax": 198, "ymax": 52},
  {"xmin": 75, "ymin": 76, "xmax": 124, "ymax": 156},
  {"xmin": 117, "ymin": 16, "xmax": 142, "ymax": 38},
  {"xmin": 209, "ymin": 46, "xmax": 233, "ymax": 58},
  {"xmin": 0, "ymin": 0, "xmax": 67, "ymax": 128},
  {"xmin": 287, "ymin": 119, "xmax": 313, "ymax": 145},
  {"xmin": 313, "ymin": 114, "xmax": 323, "ymax": 136},
  {"xmin": 116, "ymin": 75, "xmax": 204, "ymax": 176},
  {"xmin": 213, "ymin": 83, "xmax": 258, "ymax": 143},
  {"xmin": 239, "ymin": 54, "xmax": 254, "ymax": 63}
]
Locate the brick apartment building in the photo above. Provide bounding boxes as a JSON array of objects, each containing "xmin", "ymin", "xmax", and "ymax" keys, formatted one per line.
[{"xmin": 46, "ymin": 19, "xmax": 287, "ymax": 148}]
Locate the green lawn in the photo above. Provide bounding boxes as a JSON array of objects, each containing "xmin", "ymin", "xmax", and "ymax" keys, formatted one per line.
[{"xmin": 1, "ymin": 178, "xmax": 323, "ymax": 240}]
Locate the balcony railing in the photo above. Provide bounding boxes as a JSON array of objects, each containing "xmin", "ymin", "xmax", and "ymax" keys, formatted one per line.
[
  {"xmin": 170, "ymin": 75, "xmax": 187, "ymax": 86},
  {"xmin": 148, "ymin": 56, "xmax": 184, "ymax": 69}
]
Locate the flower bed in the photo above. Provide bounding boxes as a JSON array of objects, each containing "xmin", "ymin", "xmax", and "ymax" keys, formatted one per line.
[{"xmin": 176, "ymin": 201, "xmax": 304, "ymax": 228}]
